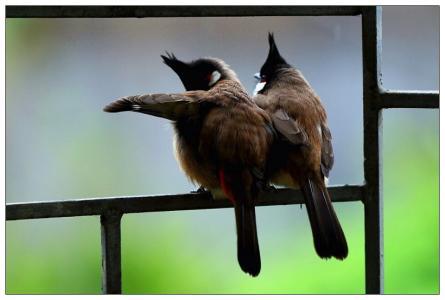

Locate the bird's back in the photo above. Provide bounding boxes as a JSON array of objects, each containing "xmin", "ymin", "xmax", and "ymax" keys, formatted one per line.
[{"xmin": 200, "ymin": 79, "xmax": 273, "ymax": 168}]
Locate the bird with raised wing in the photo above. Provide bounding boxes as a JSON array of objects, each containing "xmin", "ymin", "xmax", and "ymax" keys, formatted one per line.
[{"xmin": 104, "ymin": 56, "xmax": 274, "ymax": 276}]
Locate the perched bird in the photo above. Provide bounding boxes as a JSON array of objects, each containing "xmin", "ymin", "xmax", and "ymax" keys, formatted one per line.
[
  {"xmin": 104, "ymin": 56, "xmax": 274, "ymax": 276},
  {"xmin": 253, "ymin": 33, "xmax": 348, "ymax": 260}
]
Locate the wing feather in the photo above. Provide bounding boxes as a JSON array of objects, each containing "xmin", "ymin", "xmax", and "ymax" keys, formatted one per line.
[
  {"xmin": 320, "ymin": 124, "xmax": 334, "ymax": 177},
  {"xmin": 271, "ymin": 108, "xmax": 308, "ymax": 146},
  {"xmin": 103, "ymin": 91, "xmax": 209, "ymax": 121}
]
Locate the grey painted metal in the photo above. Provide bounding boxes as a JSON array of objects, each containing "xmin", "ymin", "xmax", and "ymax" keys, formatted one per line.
[
  {"xmin": 379, "ymin": 90, "xmax": 439, "ymax": 109},
  {"xmin": 100, "ymin": 212, "xmax": 123, "ymax": 294},
  {"xmin": 6, "ymin": 6, "xmax": 363, "ymax": 18},
  {"xmin": 362, "ymin": 6, "xmax": 383, "ymax": 294},
  {"xmin": 6, "ymin": 185, "xmax": 363, "ymax": 221}
]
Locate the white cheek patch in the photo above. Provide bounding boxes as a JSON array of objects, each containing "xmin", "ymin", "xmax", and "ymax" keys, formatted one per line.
[
  {"xmin": 253, "ymin": 81, "xmax": 266, "ymax": 95},
  {"xmin": 208, "ymin": 70, "xmax": 221, "ymax": 87},
  {"xmin": 317, "ymin": 124, "xmax": 322, "ymax": 138},
  {"xmin": 324, "ymin": 176, "xmax": 329, "ymax": 186}
]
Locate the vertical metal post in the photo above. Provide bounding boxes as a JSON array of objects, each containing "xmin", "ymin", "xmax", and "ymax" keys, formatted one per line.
[
  {"xmin": 100, "ymin": 212, "xmax": 123, "ymax": 294},
  {"xmin": 362, "ymin": 6, "xmax": 383, "ymax": 294}
]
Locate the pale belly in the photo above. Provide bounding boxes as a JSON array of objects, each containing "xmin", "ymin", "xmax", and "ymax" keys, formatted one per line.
[
  {"xmin": 271, "ymin": 171, "xmax": 299, "ymax": 188},
  {"xmin": 172, "ymin": 134, "xmax": 219, "ymax": 189},
  {"xmin": 271, "ymin": 170, "xmax": 329, "ymax": 187}
]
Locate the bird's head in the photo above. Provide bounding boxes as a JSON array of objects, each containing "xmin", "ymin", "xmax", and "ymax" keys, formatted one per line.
[
  {"xmin": 254, "ymin": 33, "xmax": 292, "ymax": 94},
  {"xmin": 161, "ymin": 53, "xmax": 239, "ymax": 91}
]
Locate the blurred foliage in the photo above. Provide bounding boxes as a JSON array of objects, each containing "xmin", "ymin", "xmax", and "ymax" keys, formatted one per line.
[
  {"xmin": 5, "ymin": 107, "xmax": 439, "ymax": 295},
  {"xmin": 383, "ymin": 110, "xmax": 439, "ymax": 294}
]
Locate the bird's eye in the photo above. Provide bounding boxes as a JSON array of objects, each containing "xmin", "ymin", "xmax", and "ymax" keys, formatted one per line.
[{"xmin": 260, "ymin": 75, "xmax": 267, "ymax": 83}]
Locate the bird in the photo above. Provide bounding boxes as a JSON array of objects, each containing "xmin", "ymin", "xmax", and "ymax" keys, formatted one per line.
[
  {"xmin": 252, "ymin": 33, "xmax": 348, "ymax": 260},
  {"xmin": 104, "ymin": 56, "xmax": 275, "ymax": 276}
]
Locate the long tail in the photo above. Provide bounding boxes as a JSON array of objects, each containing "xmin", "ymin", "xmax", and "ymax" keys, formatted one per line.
[
  {"xmin": 300, "ymin": 177, "xmax": 348, "ymax": 260},
  {"xmin": 234, "ymin": 200, "xmax": 261, "ymax": 276},
  {"xmin": 219, "ymin": 170, "xmax": 261, "ymax": 276}
]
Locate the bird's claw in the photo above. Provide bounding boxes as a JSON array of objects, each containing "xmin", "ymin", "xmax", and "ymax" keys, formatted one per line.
[
  {"xmin": 263, "ymin": 184, "xmax": 278, "ymax": 193},
  {"xmin": 191, "ymin": 186, "xmax": 209, "ymax": 194}
]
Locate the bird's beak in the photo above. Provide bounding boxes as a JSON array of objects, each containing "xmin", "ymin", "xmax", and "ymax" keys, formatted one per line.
[{"xmin": 254, "ymin": 73, "xmax": 261, "ymax": 81}]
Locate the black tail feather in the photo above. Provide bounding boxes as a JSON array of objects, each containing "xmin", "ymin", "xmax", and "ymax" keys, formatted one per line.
[
  {"xmin": 234, "ymin": 201, "xmax": 261, "ymax": 276},
  {"xmin": 301, "ymin": 177, "xmax": 348, "ymax": 260},
  {"xmin": 221, "ymin": 168, "xmax": 262, "ymax": 276}
]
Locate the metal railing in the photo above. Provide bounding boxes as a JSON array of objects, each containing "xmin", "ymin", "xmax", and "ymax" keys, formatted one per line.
[{"xmin": 5, "ymin": 6, "xmax": 439, "ymax": 295}]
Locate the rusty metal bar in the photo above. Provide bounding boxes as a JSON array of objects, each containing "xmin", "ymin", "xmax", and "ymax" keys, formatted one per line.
[
  {"xmin": 6, "ymin": 5, "xmax": 363, "ymax": 18},
  {"xmin": 6, "ymin": 185, "xmax": 363, "ymax": 221},
  {"xmin": 379, "ymin": 90, "xmax": 439, "ymax": 109},
  {"xmin": 362, "ymin": 6, "xmax": 383, "ymax": 294},
  {"xmin": 100, "ymin": 212, "xmax": 123, "ymax": 294}
]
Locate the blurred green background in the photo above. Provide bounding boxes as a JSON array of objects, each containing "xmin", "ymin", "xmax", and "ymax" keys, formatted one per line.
[{"xmin": 5, "ymin": 7, "xmax": 438, "ymax": 294}]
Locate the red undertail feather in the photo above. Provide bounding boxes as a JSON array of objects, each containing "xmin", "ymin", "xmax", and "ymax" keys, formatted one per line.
[{"xmin": 219, "ymin": 169, "xmax": 236, "ymax": 205}]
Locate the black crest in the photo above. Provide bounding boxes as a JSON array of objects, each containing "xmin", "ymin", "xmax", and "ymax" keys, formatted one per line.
[
  {"xmin": 161, "ymin": 52, "xmax": 187, "ymax": 73},
  {"xmin": 260, "ymin": 33, "xmax": 291, "ymax": 79},
  {"xmin": 161, "ymin": 52, "xmax": 196, "ymax": 90},
  {"xmin": 161, "ymin": 52, "xmax": 220, "ymax": 91}
]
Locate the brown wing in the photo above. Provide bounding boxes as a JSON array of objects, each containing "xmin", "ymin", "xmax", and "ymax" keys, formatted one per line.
[
  {"xmin": 103, "ymin": 90, "xmax": 210, "ymax": 121},
  {"xmin": 270, "ymin": 108, "xmax": 308, "ymax": 146},
  {"xmin": 320, "ymin": 123, "xmax": 334, "ymax": 177}
]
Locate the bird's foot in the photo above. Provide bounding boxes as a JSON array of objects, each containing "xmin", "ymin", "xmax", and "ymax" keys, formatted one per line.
[
  {"xmin": 263, "ymin": 184, "xmax": 279, "ymax": 193},
  {"xmin": 191, "ymin": 186, "xmax": 210, "ymax": 194}
]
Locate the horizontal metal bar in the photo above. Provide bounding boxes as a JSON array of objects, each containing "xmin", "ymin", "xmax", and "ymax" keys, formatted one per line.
[
  {"xmin": 6, "ymin": 185, "xmax": 363, "ymax": 221},
  {"xmin": 6, "ymin": 6, "xmax": 363, "ymax": 18},
  {"xmin": 379, "ymin": 90, "xmax": 439, "ymax": 109}
]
